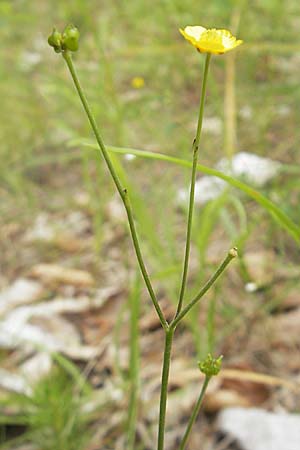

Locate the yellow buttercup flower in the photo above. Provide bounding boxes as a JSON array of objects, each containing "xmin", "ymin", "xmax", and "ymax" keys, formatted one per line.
[
  {"xmin": 131, "ymin": 76, "xmax": 145, "ymax": 89},
  {"xmin": 179, "ymin": 26, "xmax": 243, "ymax": 54}
]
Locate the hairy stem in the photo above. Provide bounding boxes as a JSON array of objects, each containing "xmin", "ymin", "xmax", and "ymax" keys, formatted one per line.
[
  {"xmin": 62, "ymin": 50, "xmax": 167, "ymax": 330},
  {"xmin": 176, "ymin": 53, "xmax": 211, "ymax": 317},
  {"xmin": 178, "ymin": 375, "xmax": 211, "ymax": 450}
]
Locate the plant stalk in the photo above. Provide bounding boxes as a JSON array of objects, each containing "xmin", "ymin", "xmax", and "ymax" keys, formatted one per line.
[
  {"xmin": 127, "ymin": 274, "xmax": 140, "ymax": 450},
  {"xmin": 62, "ymin": 50, "xmax": 167, "ymax": 331},
  {"xmin": 176, "ymin": 53, "xmax": 211, "ymax": 317},
  {"xmin": 171, "ymin": 248, "xmax": 237, "ymax": 330},
  {"xmin": 178, "ymin": 375, "xmax": 211, "ymax": 450},
  {"xmin": 157, "ymin": 328, "xmax": 174, "ymax": 450}
]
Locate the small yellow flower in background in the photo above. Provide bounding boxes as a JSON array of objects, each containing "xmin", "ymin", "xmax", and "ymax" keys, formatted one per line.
[
  {"xmin": 131, "ymin": 76, "xmax": 145, "ymax": 89},
  {"xmin": 180, "ymin": 26, "xmax": 243, "ymax": 54}
]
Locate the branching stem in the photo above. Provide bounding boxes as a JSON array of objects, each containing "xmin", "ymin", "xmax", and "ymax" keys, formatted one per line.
[
  {"xmin": 171, "ymin": 248, "xmax": 237, "ymax": 330},
  {"xmin": 175, "ymin": 53, "xmax": 211, "ymax": 318},
  {"xmin": 62, "ymin": 51, "xmax": 167, "ymax": 331}
]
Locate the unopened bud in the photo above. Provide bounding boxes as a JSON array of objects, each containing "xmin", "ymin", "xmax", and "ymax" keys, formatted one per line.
[
  {"xmin": 198, "ymin": 353, "xmax": 223, "ymax": 377},
  {"xmin": 48, "ymin": 28, "xmax": 62, "ymax": 53},
  {"xmin": 62, "ymin": 24, "xmax": 80, "ymax": 52},
  {"xmin": 229, "ymin": 247, "xmax": 238, "ymax": 258}
]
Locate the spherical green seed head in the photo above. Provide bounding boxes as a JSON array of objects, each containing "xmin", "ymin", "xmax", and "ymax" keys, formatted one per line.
[
  {"xmin": 198, "ymin": 354, "xmax": 223, "ymax": 377},
  {"xmin": 62, "ymin": 24, "xmax": 80, "ymax": 52},
  {"xmin": 48, "ymin": 28, "xmax": 62, "ymax": 53}
]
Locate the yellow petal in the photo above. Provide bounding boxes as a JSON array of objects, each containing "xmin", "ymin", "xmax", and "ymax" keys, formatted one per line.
[{"xmin": 180, "ymin": 25, "xmax": 243, "ymax": 55}]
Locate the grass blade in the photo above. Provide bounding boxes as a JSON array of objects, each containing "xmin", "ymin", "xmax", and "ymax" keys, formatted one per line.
[{"xmin": 77, "ymin": 141, "xmax": 300, "ymax": 243}]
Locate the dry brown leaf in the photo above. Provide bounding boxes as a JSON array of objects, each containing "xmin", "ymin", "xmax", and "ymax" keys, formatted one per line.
[
  {"xmin": 168, "ymin": 361, "xmax": 299, "ymax": 413},
  {"xmin": 0, "ymin": 278, "xmax": 44, "ymax": 315},
  {"xmin": 139, "ymin": 299, "xmax": 175, "ymax": 331},
  {"xmin": 205, "ymin": 366, "xmax": 300, "ymax": 412},
  {"xmin": 221, "ymin": 368, "xmax": 300, "ymax": 392},
  {"xmin": 169, "ymin": 362, "xmax": 299, "ymax": 390},
  {"xmin": 271, "ymin": 284, "xmax": 300, "ymax": 310},
  {"xmin": 204, "ymin": 388, "xmax": 251, "ymax": 412},
  {"xmin": 53, "ymin": 234, "xmax": 86, "ymax": 252},
  {"xmin": 267, "ymin": 308, "xmax": 300, "ymax": 358},
  {"xmin": 30, "ymin": 263, "xmax": 95, "ymax": 287}
]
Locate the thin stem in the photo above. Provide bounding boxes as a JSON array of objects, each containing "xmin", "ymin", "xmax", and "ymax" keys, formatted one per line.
[
  {"xmin": 62, "ymin": 51, "xmax": 167, "ymax": 331},
  {"xmin": 171, "ymin": 248, "xmax": 237, "ymax": 330},
  {"xmin": 127, "ymin": 274, "xmax": 140, "ymax": 450},
  {"xmin": 157, "ymin": 329, "xmax": 174, "ymax": 450},
  {"xmin": 178, "ymin": 375, "xmax": 211, "ymax": 450},
  {"xmin": 175, "ymin": 53, "xmax": 211, "ymax": 318}
]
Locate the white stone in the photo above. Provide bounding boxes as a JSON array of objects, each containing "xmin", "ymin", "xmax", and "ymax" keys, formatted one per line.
[
  {"xmin": 178, "ymin": 176, "xmax": 226, "ymax": 206},
  {"xmin": 217, "ymin": 152, "xmax": 281, "ymax": 187},
  {"xmin": 0, "ymin": 287, "xmax": 117, "ymax": 358},
  {"xmin": 177, "ymin": 151, "xmax": 281, "ymax": 207},
  {"xmin": 218, "ymin": 407, "xmax": 300, "ymax": 450}
]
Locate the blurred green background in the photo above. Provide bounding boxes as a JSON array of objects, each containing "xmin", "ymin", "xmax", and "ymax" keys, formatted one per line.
[
  {"xmin": 1, "ymin": 0, "xmax": 300, "ymax": 266},
  {"xmin": 1, "ymin": 0, "xmax": 300, "ymax": 295},
  {"xmin": 1, "ymin": 0, "xmax": 300, "ymax": 449}
]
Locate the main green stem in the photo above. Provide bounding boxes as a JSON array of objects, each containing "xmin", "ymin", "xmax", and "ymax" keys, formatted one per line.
[
  {"xmin": 178, "ymin": 376, "xmax": 211, "ymax": 450},
  {"xmin": 155, "ymin": 248, "xmax": 236, "ymax": 450},
  {"xmin": 175, "ymin": 53, "xmax": 211, "ymax": 318},
  {"xmin": 62, "ymin": 49, "xmax": 236, "ymax": 450},
  {"xmin": 62, "ymin": 51, "xmax": 167, "ymax": 331},
  {"xmin": 157, "ymin": 328, "xmax": 174, "ymax": 450}
]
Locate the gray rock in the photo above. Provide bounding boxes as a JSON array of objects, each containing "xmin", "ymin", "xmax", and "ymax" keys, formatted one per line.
[{"xmin": 218, "ymin": 407, "xmax": 300, "ymax": 450}]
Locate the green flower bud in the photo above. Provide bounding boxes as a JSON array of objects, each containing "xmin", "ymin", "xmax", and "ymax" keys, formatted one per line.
[
  {"xmin": 198, "ymin": 353, "xmax": 223, "ymax": 377},
  {"xmin": 62, "ymin": 24, "xmax": 80, "ymax": 52},
  {"xmin": 48, "ymin": 28, "xmax": 62, "ymax": 53}
]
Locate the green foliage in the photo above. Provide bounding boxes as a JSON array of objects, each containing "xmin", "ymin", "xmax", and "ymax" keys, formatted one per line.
[
  {"xmin": 1, "ymin": 1, "xmax": 300, "ymax": 448},
  {"xmin": 77, "ymin": 141, "xmax": 300, "ymax": 242},
  {"xmin": 0, "ymin": 364, "xmax": 92, "ymax": 450}
]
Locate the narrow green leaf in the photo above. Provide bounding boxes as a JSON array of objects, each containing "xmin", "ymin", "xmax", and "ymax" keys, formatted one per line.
[{"xmin": 77, "ymin": 140, "xmax": 300, "ymax": 243}]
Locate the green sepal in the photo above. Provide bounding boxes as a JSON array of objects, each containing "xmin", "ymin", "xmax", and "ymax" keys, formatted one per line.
[
  {"xmin": 62, "ymin": 24, "xmax": 80, "ymax": 52},
  {"xmin": 48, "ymin": 28, "xmax": 62, "ymax": 52},
  {"xmin": 198, "ymin": 353, "xmax": 223, "ymax": 377}
]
